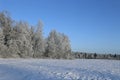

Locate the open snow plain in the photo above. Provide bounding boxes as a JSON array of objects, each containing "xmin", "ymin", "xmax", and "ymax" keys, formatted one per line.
[{"xmin": 0, "ymin": 59, "xmax": 120, "ymax": 80}]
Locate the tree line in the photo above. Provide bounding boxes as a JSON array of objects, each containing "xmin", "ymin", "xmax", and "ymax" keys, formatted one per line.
[
  {"xmin": 0, "ymin": 11, "xmax": 120, "ymax": 60},
  {"xmin": 73, "ymin": 52, "xmax": 120, "ymax": 60},
  {"xmin": 0, "ymin": 11, "xmax": 71, "ymax": 59}
]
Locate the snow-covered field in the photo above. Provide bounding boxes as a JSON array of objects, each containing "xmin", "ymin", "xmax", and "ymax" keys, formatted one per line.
[{"xmin": 0, "ymin": 59, "xmax": 120, "ymax": 80}]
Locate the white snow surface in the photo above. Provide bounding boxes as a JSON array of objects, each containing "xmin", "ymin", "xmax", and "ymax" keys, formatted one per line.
[{"xmin": 0, "ymin": 59, "xmax": 120, "ymax": 80}]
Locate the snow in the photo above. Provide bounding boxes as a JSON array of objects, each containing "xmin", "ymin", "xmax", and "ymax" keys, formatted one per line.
[{"xmin": 0, "ymin": 59, "xmax": 120, "ymax": 80}]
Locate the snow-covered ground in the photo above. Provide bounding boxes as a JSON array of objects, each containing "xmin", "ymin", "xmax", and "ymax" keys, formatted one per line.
[{"xmin": 0, "ymin": 59, "xmax": 120, "ymax": 80}]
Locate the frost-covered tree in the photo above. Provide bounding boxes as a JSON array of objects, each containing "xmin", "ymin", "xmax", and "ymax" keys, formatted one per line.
[
  {"xmin": 0, "ymin": 11, "xmax": 72, "ymax": 59},
  {"xmin": 14, "ymin": 21, "xmax": 33, "ymax": 57},
  {"xmin": 0, "ymin": 28, "xmax": 7, "ymax": 57},
  {"xmin": 0, "ymin": 11, "xmax": 15, "ymax": 57},
  {"xmin": 46, "ymin": 30, "xmax": 71, "ymax": 59},
  {"xmin": 45, "ymin": 30, "xmax": 57, "ymax": 58},
  {"xmin": 0, "ymin": 11, "xmax": 13, "ymax": 47},
  {"xmin": 0, "ymin": 28, "xmax": 4, "ymax": 46},
  {"xmin": 61, "ymin": 34, "xmax": 71, "ymax": 58},
  {"xmin": 33, "ymin": 21, "xmax": 45, "ymax": 58}
]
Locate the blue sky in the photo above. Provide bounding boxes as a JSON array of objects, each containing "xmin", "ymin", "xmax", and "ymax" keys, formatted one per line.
[{"xmin": 0, "ymin": 0, "xmax": 120, "ymax": 54}]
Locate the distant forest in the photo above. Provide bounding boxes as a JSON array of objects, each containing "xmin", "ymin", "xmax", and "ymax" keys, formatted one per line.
[
  {"xmin": 73, "ymin": 52, "xmax": 120, "ymax": 60},
  {"xmin": 0, "ymin": 11, "xmax": 120, "ymax": 60}
]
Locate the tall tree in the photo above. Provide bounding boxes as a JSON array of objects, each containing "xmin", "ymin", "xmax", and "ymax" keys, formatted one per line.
[
  {"xmin": 46, "ymin": 30, "xmax": 71, "ymax": 59},
  {"xmin": 33, "ymin": 21, "xmax": 45, "ymax": 58},
  {"xmin": 46, "ymin": 30, "xmax": 57, "ymax": 58},
  {"xmin": 0, "ymin": 28, "xmax": 7, "ymax": 57},
  {"xmin": 14, "ymin": 21, "xmax": 33, "ymax": 57},
  {"xmin": 61, "ymin": 34, "xmax": 71, "ymax": 58},
  {"xmin": 0, "ymin": 11, "xmax": 13, "ymax": 47}
]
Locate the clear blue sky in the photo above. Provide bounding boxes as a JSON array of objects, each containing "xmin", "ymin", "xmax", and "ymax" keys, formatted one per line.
[{"xmin": 0, "ymin": 0, "xmax": 120, "ymax": 54}]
